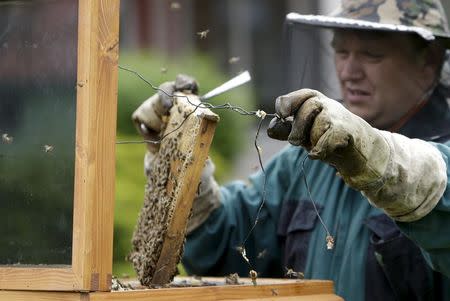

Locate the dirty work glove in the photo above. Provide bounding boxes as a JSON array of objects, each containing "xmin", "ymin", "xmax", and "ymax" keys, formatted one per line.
[
  {"xmin": 132, "ymin": 74, "xmax": 221, "ymax": 232},
  {"xmin": 267, "ymin": 89, "xmax": 447, "ymax": 222},
  {"xmin": 132, "ymin": 74, "xmax": 199, "ymax": 154}
]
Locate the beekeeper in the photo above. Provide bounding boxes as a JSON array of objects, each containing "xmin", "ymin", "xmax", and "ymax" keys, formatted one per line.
[{"xmin": 132, "ymin": 0, "xmax": 450, "ymax": 299}]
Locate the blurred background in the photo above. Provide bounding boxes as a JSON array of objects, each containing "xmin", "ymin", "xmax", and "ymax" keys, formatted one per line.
[{"xmin": 114, "ymin": 0, "xmax": 450, "ymax": 276}]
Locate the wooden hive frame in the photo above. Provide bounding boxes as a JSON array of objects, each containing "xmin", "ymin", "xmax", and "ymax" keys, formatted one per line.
[{"xmin": 128, "ymin": 93, "xmax": 219, "ymax": 286}]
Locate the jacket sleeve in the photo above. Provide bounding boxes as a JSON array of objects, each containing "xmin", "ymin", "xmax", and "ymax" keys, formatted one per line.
[
  {"xmin": 396, "ymin": 142, "xmax": 450, "ymax": 277},
  {"xmin": 182, "ymin": 146, "xmax": 301, "ymax": 277}
]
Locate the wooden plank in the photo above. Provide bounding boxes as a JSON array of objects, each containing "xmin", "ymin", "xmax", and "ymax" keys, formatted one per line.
[
  {"xmin": 0, "ymin": 267, "xmax": 79, "ymax": 291},
  {"xmin": 90, "ymin": 280, "xmax": 338, "ymax": 301},
  {"xmin": 72, "ymin": 0, "xmax": 120, "ymax": 292},
  {"xmin": 128, "ymin": 94, "xmax": 219, "ymax": 286},
  {"xmin": 0, "ymin": 291, "xmax": 86, "ymax": 301},
  {"xmin": 237, "ymin": 296, "xmax": 343, "ymax": 301}
]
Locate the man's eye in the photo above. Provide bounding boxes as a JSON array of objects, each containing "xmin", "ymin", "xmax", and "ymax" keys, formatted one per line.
[
  {"xmin": 362, "ymin": 51, "xmax": 384, "ymax": 60},
  {"xmin": 335, "ymin": 50, "xmax": 349, "ymax": 58}
]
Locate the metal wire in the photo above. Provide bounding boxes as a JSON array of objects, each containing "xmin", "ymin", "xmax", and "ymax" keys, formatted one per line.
[{"xmin": 117, "ymin": 65, "xmax": 331, "ymax": 271}]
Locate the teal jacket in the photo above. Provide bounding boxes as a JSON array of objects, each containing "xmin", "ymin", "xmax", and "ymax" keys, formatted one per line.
[{"xmin": 183, "ymin": 91, "xmax": 450, "ymax": 300}]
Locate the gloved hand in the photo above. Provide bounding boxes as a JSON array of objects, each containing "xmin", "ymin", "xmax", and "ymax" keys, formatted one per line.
[
  {"xmin": 132, "ymin": 74, "xmax": 221, "ymax": 233},
  {"xmin": 132, "ymin": 74, "xmax": 199, "ymax": 154},
  {"xmin": 267, "ymin": 89, "xmax": 447, "ymax": 222}
]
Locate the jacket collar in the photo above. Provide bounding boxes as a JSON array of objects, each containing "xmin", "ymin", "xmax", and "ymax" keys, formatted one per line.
[{"xmin": 398, "ymin": 87, "xmax": 450, "ymax": 142}]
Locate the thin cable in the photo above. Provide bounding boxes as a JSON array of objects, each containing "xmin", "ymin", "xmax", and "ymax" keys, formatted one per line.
[
  {"xmin": 240, "ymin": 117, "xmax": 267, "ymax": 246},
  {"xmin": 117, "ymin": 64, "xmax": 331, "ymax": 264},
  {"xmin": 300, "ymin": 155, "xmax": 334, "ymax": 249},
  {"xmin": 117, "ymin": 65, "xmax": 276, "ymax": 145}
]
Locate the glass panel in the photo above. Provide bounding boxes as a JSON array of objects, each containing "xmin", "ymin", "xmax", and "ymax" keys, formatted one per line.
[{"xmin": 0, "ymin": 0, "xmax": 78, "ymax": 265}]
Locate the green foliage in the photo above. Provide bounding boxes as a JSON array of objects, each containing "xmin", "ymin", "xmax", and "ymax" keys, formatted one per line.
[{"xmin": 113, "ymin": 50, "xmax": 255, "ymax": 276}]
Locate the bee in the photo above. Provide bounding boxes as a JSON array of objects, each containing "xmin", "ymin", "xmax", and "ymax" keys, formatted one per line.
[
  {"xmin": 249, "ymin": 269, "xmax": 258, "ymax": 286},
  {"xmin": 285, "ymin": 267, "xmax": 304, "ymax": 279},
  {"xmin": 2, "ymin": 133, "xmax": 13, "ymax": 144},
  {"xmin": 228, "ymin": 56, "xmax": 240, "ymax": 64},
  {"xmin": 225, "ymin": 273, "xmax": 239, "ymax": 285},
  {"xmin": 197, "ymin": 29, "xmax": 210, "ymax": 39},
  {"xmin": 170, "ymin": 2, "xmax": 181, "ymax": 10},
  {"xmin": 43, "ymin": 144, "xmax": 54, "ymax": 153},
  {"xmin": 326, "ymin": 235, "xmax": 335, "ymax": 250},
  {"xmin": 257, "ymin": 249, "xmax": 267, "ymax": 259},
  {"xmin": 160, "ymin": 67, "xmax": 168, "ymax": 74},
  {"xmin": 235, "ymin": 245, "xmax": 250, "ymax": 264}
]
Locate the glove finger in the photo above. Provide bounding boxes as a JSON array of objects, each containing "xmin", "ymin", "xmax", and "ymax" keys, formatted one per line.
[
  {"xmin": 275, "ymin": 89, "xmax": 320, "ymax": 119},
  {"xmin": 288, "ymin": 98, "xmax": 323, "ymax": 148},
  {"xmin": 157, "ymin": 81, "xmax": 176, "ymax": 113},
  {"xmin": 132, "ymin": 94, "xmax": 165, "ymax": 138},
  {"xmin": 267, "ymin": 117, "xmax": 292, "ymax": 141},
  {"xmin": 175, "ymin": 74, "xmax": 199, "ymax": 95},
  {"xmin": 309, "ymin": 123, "xmax": 350, "ymax": 161}
]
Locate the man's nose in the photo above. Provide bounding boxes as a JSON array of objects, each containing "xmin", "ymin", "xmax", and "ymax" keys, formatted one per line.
[{"xmin": 338, "ymin": 54, "xmax": 364, "ymax": 81}]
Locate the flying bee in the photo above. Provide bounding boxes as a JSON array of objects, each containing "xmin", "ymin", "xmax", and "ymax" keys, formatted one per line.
[
  {"xmin": 197, "ymin": 29, "xmax": 210, "ymax": 39},
  {"xmin": 170, "ymin": 2, "xmax": 181, "ymax": 10},
  {"xmin": 257, "ymin": 249, "xmax": 267, "ymax": 259},
  {"xmin": 160, "ymin": 67, "xmax": 168, "ymax": 74},
  {"xmin": 228, "ymin": 56, "xmax": 240, "ymax": 64},
  {"xmin": 285, "ymin": 267, "xmax": 304, "ymax": 279},
  {"xmin": 43, "ymin": 144, "xmax": 54, "ymax": 153},
  {"xmin": 2, "ymin": 133, "xmax": 13, "ymax": 144}
]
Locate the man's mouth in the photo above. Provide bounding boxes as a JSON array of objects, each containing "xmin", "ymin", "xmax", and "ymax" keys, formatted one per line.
[
  {"xmin": 348, "ymin": 88, "xmax": 370, "ymax": 96},
  {"xmin": 345, "ymin": 87, "xmax": 371, "ymax": 103}
]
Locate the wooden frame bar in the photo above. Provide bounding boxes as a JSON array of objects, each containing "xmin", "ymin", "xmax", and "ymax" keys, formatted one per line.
[
  {"xmin": 0, "ymin": 279, "xmax": 343, "ymax": 301},
  {"xmin": 0, "ymin": 0, "xmax": 120, "ymax": 292}
]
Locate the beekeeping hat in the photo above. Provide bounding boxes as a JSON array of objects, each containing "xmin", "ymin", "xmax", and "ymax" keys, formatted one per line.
[{"xmin": 286, "ymin": 0, "xmax": 450, "ymax": 47}]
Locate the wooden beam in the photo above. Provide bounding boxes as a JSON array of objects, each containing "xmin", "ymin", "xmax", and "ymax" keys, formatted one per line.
[
  {"xmin": 72, "ymin": 0, "xmax": 120, "ymax": 292},
  {"xmin": 0, "ymin": 267, "xmax": 79, "ymax": 291},
  {"xmin": 0, "ymin": 280, "xmax": 342, "ymax": 301},
  {"xmin": 89, "ymin": 280, "xmax": 340, "ymax": 301},
  {"xmin": 0, "ymin": 291, "xmax": 86, "ymax": 301}
]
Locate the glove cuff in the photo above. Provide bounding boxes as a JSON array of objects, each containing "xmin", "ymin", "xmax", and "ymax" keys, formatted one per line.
[{"xmin": 363, "ymin": 132, "xmax": 447, "ymax": 222}]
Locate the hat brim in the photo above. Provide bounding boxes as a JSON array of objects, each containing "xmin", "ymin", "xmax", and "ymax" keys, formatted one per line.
[{"xmin": 286, "ymin": 13, "xmax": 450, "ymax": 48}]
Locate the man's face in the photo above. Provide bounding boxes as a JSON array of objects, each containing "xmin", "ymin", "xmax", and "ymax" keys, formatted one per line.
[{"xmin": 333, "ymin": 30, "xmax": 431, "ymax": 129}]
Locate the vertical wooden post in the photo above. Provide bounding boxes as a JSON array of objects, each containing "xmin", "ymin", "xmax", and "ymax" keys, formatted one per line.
[{"xmin": 73, "ymin": 0, "xmax": 120, "ymax": 291}]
